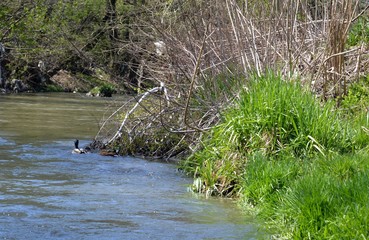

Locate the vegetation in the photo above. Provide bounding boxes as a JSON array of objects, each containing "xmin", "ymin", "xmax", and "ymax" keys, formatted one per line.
[
  {"xmin": 181, "ymin": 73, "xmax": 369, "ymax": 238},
  {"xmin": 347, "ymin": 16, "xmax": 369, "ymax": 46},
  {"xmin": 93, "ymin": 0, "xmax": 369, "ymax": 160},
  {"xmin": 88, "ymin": 83, "xmax": 116, "ymax": 97},
  {"xmin": 242, "ymin": 153, "xmax": 369, "ymax": 239},
  {"xmin": 341, "ymin": 75, "xmax": 369, "ymax": 113},
  {"xmin": 0, "ymin": 0, "xmax": 148, "ymax": 93},
  {"xmin": 2, "ymin": 0, "xmax": 369, "ymax": 238}
]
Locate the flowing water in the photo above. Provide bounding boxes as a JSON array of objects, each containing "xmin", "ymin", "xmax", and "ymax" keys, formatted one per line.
[{"xmin": 0, "ymin": 93, "xmax": 262, "ymax": 239}]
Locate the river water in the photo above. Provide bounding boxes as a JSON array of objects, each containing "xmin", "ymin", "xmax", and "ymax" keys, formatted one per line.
[{"xmin": 0, "ymin": 93, "xmax": 262, "ymax": 239}]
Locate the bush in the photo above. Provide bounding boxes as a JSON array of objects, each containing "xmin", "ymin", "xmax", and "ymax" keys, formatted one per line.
[
  {"xmin": 99, "ymin": 84, "xmax": 116, "ymax": 97},
  {"xmin": 88, "ymin": 84, "xmax": 116, "ymax": 97}
]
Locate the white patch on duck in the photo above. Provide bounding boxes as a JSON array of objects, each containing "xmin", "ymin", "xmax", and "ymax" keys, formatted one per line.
[{"xmin": 72, "ymin": 139, "xmax": 86, "ymax": 154}]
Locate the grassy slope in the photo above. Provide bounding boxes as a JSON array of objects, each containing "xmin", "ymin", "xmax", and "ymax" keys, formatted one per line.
[{"xmin": 181, "ymin": 73, "xmax": 369, "ymax": 239}]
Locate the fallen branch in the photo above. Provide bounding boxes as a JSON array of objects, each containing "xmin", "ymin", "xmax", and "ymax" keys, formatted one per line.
[{"xmin": 106, "ymin": 82, "xmax": 168, "ymax": 145}]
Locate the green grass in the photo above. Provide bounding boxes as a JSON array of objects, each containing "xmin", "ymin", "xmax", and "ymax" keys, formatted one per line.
[
  {"xmin": 241, "ymin": 153, "xmax": 369, "ymax": 239},
  {"xmin": 181, "ymin": 72, "xmax": 369, "ymax": 238},
  {"xmin": 230, "ymin": 72, "xmax": 356, "ymax": 157}
]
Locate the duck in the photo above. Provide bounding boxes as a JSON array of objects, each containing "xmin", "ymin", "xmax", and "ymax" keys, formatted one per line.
[
  {"xmin": 72, "ymin": 139, "xmax": 86, "ymax": 154},
  {"xmin": 99, "ymin": 147, "xmax": 119, "ymax": 157}
]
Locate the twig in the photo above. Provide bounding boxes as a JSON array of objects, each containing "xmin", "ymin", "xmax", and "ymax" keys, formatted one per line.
[{"xmin": 183, "ymin": 28, "xmax": 208, "ymax": 132}]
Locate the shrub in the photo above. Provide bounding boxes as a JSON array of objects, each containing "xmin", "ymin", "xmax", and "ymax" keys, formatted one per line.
[{"xmin": 99, "ymin": 84, "xmax": 116, "ymax": 97}]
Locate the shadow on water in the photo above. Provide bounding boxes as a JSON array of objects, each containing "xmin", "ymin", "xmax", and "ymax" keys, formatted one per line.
[{"xmin": 0, "ymin": 93, "xmax": 264, "ymax": 239}]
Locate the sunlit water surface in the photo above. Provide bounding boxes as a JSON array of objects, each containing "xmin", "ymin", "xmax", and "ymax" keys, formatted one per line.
[{"xmin": 0, "ymin": 93, "xmax": 263, "ymax": 239}]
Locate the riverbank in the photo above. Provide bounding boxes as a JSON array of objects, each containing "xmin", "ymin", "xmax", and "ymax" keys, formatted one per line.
[{"xmin": 181, "ymin": 73, "xmax": 369, "ymax": 239}]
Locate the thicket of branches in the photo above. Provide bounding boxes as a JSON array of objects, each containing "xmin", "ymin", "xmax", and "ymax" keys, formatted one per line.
[{"xmin": 92, "ymin": 0, "xmax": 369, "ymax": 160}]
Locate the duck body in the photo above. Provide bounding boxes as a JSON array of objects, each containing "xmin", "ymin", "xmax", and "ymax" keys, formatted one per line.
[
  {"xmin": 99, "ymin": 149, "xmax": 118, "ymax": 157},
  {"xmin": 72, "ymin": 148, "xmax": 85, "ymax": 154},
  {"xmin": 72, "ymin": 139, "xmax": 86, "ymax": 154}
]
